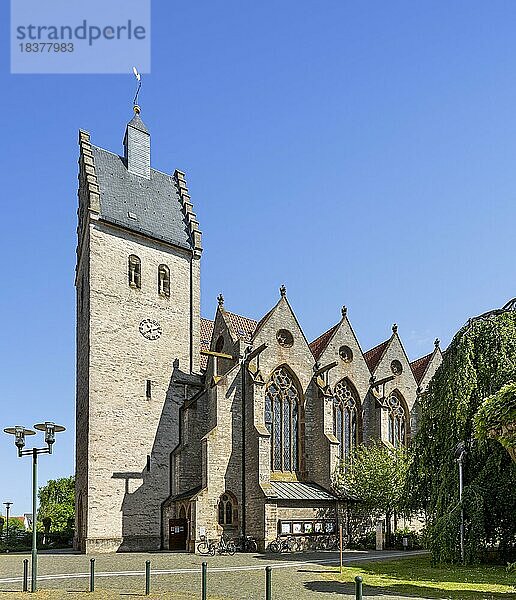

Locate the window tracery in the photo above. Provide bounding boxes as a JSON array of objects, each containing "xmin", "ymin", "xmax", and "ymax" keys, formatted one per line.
[
  {"xmin": 333, "ymin": 379, "xmax": 360, "ymax": 460},
  {"xmin": 387, "ymin": 392, "xmax": 407, "ymax": 447},
  {"xmin": 264, "ymin": 367, "xmax": 300, "ymax": 471}
]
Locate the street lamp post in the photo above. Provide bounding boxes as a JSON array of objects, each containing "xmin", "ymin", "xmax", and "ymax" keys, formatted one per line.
[
  {"xmin": 3, "ymin": 502, "xmax": 12, "ymax": 549},
  {"xmin": 4, "ymin": 422, "xmax": 65, "ymax": 593},
  {"xmin": 454, "ymin": 441, "xmax": 466, "ymax": 564}
]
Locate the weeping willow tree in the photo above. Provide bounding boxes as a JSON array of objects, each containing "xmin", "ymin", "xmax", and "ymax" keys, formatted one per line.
[{"xmin": 408, "ymin": 304, "xmax": 516, "ymax": 564}]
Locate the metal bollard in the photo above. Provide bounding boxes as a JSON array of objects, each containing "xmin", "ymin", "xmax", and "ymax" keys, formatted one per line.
[
  {"xmin": 265, "ymin": 565, "xmax": 272, "ymax": 600},
  {"xmin": 22, "ymin": 559, "xmax": 29, "ymax": 592},
  {"xmin": 89, "ymin": 558, "xmax": 95, "ymax": 592},
  {"xmin": 201, "ymin": 561, "xmax": 207, "ymax": 600},
  {"xmin": 355, "ymin": 575, "xmax": 363, "ymax": 600},
  {"xmin": 145, "ymin": 560, "xmax": 151, "ymax": 595}
]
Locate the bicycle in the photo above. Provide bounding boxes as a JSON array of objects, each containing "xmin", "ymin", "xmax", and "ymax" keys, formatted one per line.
[
  {"xmin": 210, "ymin": 535, "xmax": 236, "ymax": 556},
  {"xmin": 196, "ymin": 535, "xmax": 211, "ymax": 555},
  {"xmin": 234, "ymin": 535, "xmax": 258, "ymax": 553},
  {"xmin": 268, "ymin": 535, "xmax": 301, "ymax": 553}
]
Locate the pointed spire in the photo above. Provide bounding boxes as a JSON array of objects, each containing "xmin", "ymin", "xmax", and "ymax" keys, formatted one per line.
[
  {"xmin": 217, "ymin": 293, "xmax": 224, "ymax": 308},
  {"xmin": 279, "ymin": 284, "xmax": 287, "ymax": 297},
  {"xmin": 392, "ymin": 323, "xmax": 398, "ymax": 334},
  {"xmin": 123, "ymin": 72, "xmax": 150, "ymax": 180},
  {"xmin": 341, "ymin": 305, "xmax": 347, "ymax": 318}
]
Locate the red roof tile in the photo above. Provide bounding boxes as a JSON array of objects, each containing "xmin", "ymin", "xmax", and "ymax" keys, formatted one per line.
[
  {"xmin": 410, "ymin": 351, "xmax": 433, "ymax": 384},
  {"xmin": 199, "ymin": 312, "xmax": 257, "ymax": 371},
  {"xmin": 224, "ymin": 311, "xmax": 257, "ymax": 342},
  {"xmin": 200, "ymin": 318, "xmax": 214, "ymax": 370},
  {"xmin": 309, "ymin": 323, "xmax": 339, "ymax": 360},
  {"xmin": 363, "ymin": 339, "xmax": 390, "ymax": 372}
]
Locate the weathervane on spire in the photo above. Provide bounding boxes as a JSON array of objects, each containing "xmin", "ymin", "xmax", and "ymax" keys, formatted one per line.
[{"xmin": 132, "ymin": 66, "xmax": 142, "ymax": 114}]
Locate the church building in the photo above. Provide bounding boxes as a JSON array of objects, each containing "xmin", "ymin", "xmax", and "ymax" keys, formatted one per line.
[{"xmin": 75, "ymin": 106, "xmax": 442, "ymax": 553}]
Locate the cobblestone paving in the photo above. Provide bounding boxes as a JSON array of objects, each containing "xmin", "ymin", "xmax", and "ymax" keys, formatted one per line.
[{"xmin": 0, "ymin": 549, "xmax": 428, "ymax": 599}]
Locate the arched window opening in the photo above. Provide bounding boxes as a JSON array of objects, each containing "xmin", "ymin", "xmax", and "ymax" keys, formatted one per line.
[
  {"xmin": 158, "ymin": 264, "xmax": 170, "ymax": 297},
  {"xmin": 215, "ymin": 335, "xmax": 224, "ymax": 353},
  {"xmin": 333, "ymin": 379, "xmax": 360, "ymax": 460},
  {"xmin": 265, "ymin": 367, "xmax": 300, "ymax": 472},
  {"xmin": 128, "ymin": 255, "xmax": 141, "ymax": 289},
  {"xmin": 217, "ymin": 493, "xmax": 237, "ymax": 525},
  {"xmin": 387, "ymin": 392, "xmax": 407, "ymax": 447},
  {"xmin": 179, "ymin": 505, "xmax": 186, "ymax": 520}
]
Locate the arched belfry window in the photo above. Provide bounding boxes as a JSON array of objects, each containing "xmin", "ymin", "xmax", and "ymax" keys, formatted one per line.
[
  {"xmin": 333, "ymin": 379, "xmax": 361, "ymax": 460},
  {"xmin": 128, "ymin": 255, "xmax": 141, "ymax": 289},
  {"xmin": 264, "ymin": 367, "xmax": 300, "ymax": 472},
  {"xmin": 218, "ymin": 493, "xmax": 237, "ymax": 525},
  {"xmin": 387, "ymin": 392, "xmax": 408, "ymax": 447},
  {"xmin": 158, "ymin": 264, "xmax": 170, "ymax": 297}
]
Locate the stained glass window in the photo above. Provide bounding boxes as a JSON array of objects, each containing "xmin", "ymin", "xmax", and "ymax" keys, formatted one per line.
[
  {"xmin": 265, "ymin": 367, "xmax": 300, "ymax": 471},
  {"xmin": 333, "ymin": 379, "xmax": 360, "ymax": 460},
  {"xmin": 387, "ymin": 392, "xmax": 407, "ymax": 447}
]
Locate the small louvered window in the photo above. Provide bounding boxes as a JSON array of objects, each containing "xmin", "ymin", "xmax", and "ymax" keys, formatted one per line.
[
  {"xmin": 158, "ymin": 264, "xmax": 170, "ymax": 297},
  {"xmin": 128, "ymin": 255, "xmax": 141, "ymax": 288}
]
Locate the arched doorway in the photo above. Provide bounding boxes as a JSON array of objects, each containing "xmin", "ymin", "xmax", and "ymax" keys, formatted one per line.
[{"xmin": 169, "ymin": 504, "xmax": 188, "ymax": 550}]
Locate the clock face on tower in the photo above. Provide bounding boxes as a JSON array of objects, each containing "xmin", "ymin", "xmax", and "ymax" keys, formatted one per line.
[{"xmin": 139, "ymin": 319, "xmax": 162, "ymax": 340}]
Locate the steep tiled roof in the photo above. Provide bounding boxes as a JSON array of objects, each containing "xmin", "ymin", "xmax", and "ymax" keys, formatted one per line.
[
  {"xmin": 224, "ymin": 311, "xmax": 257, "ymax": 342},
  {"xmin": 363, "ymin": 339, "xmax": 390, "ymax": 373},
  {"xmin": 309, "ymin": 323, "xmax": 339, "ymax": 360},
  {"xmin": 200, "ymin": 318, "xmax": 214, "ymax": 370},
  {"xmin": 199, "ymin": 312, "xmax": 257, "ymax": 371},
  {"xmin": 410, "ymin": 351, "xmax": 433, "ymax": 384}
]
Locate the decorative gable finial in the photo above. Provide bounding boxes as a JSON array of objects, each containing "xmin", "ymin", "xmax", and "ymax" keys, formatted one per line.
[
  {"xmin": 217, "ymin": 293, "xmax": 224, "ymax": 308},
  {"xmin": 392, "ymin": 323, "xmax": 398, "ymax": 334},
  {"xmin": 434, "ymin": 337, "xmax": 440, "ymax": 348},
  {"xmin": 280, "ymin": 284, "xmax": 287, "ymax": 297},
  {"xmin": 341, "ymin": 305, "xmax": 347, "ymax": 318}
]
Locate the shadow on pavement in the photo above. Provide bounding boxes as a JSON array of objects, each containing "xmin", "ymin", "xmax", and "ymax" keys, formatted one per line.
[{"xmin": 303, "ymin": 580, "xmax": 514, "ymax": 599}]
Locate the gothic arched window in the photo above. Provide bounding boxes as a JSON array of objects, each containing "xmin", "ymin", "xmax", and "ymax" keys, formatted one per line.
[
  {"xmin": 264, "ymin": 367, "xmax": 300, "ymax": 472},
  {"xmin": 128, "ymin": 255, "xmax": 141, "ymax": 289},
  {"xmin": 218, "ymin": 493, "xmax": 237, "ymax": 525},
  {"xmin": 158, "ymin": 264, "xmax": 170, "ymax": 297},
  {"xmin": 387, "ymin": 392, "xmax": 408, "ymax": 447},
  {"xmin": 333, "ymin": 379, "xmax": 360, "ymax": 460}
]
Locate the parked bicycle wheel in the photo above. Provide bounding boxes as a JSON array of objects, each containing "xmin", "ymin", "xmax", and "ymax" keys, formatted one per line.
[
  {"xmin": 208, "ymin": 542, "xmax": 216, "ymax": 556},
  {"xmin": 268, "ymin": 540, "xmax": 280, "ymax": 553},
  {"xmin": 197, "ymin": 539, "xmax": 210, "ymax": 555},
  {"xmin": 227, "ymin": 540, "xmax": 236, "ymax": 555},
  {"xmin": 246, "ymin": 538, "xmax": 258, "ymax": 552}
]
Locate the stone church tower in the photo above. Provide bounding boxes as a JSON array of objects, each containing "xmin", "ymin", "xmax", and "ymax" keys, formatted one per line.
[{"xmin": 75, "ymin": 106, "xmax": 202, "ymax": 552}]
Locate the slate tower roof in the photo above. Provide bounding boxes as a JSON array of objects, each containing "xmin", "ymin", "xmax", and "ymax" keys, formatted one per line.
[{"xmin": 78, "ymin": 108, "xmax": 202, "ymax": 255}]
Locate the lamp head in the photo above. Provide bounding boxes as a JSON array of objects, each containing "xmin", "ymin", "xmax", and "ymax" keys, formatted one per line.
[
  {"xmin": 454, "ymin": 441, "xmax": 466, "ymax": 460},
  {"xmin": 34, "ymin": 422, "xmax": 66, "ymax": 452},
  {"xmin": 4, "ymin": 426, "xmax": 36, "ymax": 452}
]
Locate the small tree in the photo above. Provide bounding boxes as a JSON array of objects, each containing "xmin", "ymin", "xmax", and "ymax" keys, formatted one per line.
[
  {"xmin": 37, "ymin": 476, "xmax": 75, "ymax": 532},
  {"xmin": 332, "ymin": 440, "xmax": 410, "ymax": 543}
]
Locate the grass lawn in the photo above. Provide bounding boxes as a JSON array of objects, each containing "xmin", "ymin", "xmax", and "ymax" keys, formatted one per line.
[{"xmin": 332, "ymin": 556, "xmax": 516, "ymax": 598}]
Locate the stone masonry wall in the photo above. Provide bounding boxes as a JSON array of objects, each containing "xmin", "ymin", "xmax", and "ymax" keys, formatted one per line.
[{"xmin": 84, "ymin": 221, "xmax": 198, "ymax": 552}]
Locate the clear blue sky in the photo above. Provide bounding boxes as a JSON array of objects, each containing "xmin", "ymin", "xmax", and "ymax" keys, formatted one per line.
[{"xmin": 1, "ymin": 1, "xmax": 515, "ymax": 514}]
